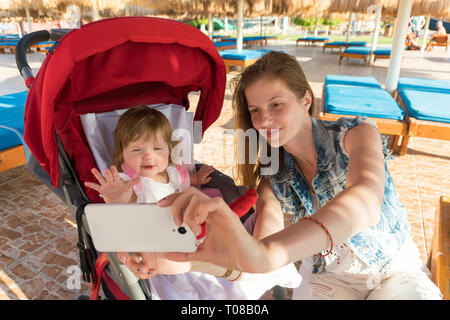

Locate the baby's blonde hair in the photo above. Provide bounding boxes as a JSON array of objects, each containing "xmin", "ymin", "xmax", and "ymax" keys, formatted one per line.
[{"xmin": 113, "ymin": 106, "xmax": 178, "ymax": 169}]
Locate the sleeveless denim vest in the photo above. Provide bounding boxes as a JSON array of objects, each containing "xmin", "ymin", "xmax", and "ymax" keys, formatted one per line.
[{"xmin": 267, "ymin": 116, "xmax": 410, "ymax": 274}]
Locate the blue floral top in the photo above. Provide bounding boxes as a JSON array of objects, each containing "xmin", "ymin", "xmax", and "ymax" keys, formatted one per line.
[{"xmin": 267, "ymin": 116, "xmax": 410, "ymax": 274}]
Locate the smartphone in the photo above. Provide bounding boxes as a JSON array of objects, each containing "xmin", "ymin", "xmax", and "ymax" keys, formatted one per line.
[{"xmin": 85, "ymin": 203, "xmax": 198, "ymax": 253}]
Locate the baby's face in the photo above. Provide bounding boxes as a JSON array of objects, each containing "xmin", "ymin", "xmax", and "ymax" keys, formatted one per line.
[{"xmin": 122, "ymin": 132, "xmax": 170, "ymax": 179}]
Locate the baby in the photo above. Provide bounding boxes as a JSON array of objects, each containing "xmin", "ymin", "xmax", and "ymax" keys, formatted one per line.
[{"xmin": 85, "ymin": 105, "xmax": 215, "ymax": 276}]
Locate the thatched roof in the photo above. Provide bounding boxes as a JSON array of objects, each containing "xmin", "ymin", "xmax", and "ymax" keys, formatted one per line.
[
  {"xmin": 135, "ymin": 0, "xmax": 333, "ymax": 18},
  {"xmin": 328, "ymin": 0, "xmax": 450, "ymax": 19}
]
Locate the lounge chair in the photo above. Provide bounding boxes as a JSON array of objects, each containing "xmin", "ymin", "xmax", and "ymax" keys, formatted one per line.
[
  {"xmin": 373, "ymin": 48, "xmax": 391, "ymax": 63},
  {"xmin": 214, "ymin": 40, "xmax": 237, "ymax": 51},
  {"xmin": 346, "ymin": 41, "xmax": 367, "ymax": 47},
  {"xmin": 219, "ymin": 49, "xmax": 271, "ymax": 73},
  {"xmin": 339, "ymin": 46, "xmax": 391, "ymax": 65},
  {"xmin": 427, "ymin": 195, "xmax": 450, "ymax": 300},
  {"xmin": 323, "ymin": 41, "xmax": 368, "ymax": 54},
  {"xmin": 296, "ymin": 36, "xmax": 330, "ymax": 46},
  {"xmin": 323, "ymin": 41, "xmax": 347, "ymax": 53},
  {"xmin": 339, "ymin": 46, "xmax": 372, "ymax": 64},
  {"xmin": 0, "ymin": 91, "xmax": 29, "ymax": 173},
  {"xmin": 425, "ymin": 34, "xmax": 449, "ymax": 52},
  {"xmin": 261, "ymin": 36, "xmax": 278, "ymax": 45},
  {"xmin": 320, "ymin": 75, "xmax": 408, "ymax": 153},
  {"xmin": 395, "ymin": 77, "xmax": 450, "ymax": 155},
  {"xmin": 31, "ymin": 41, "xmax": 55, "ymax": 53},
  {"xmin": 218, "ymin": 36, "xmax": 265, "ymax": 48},
  {"xmin": 0, "ymin": 40, "xmax": 18, "ymax": 54}
]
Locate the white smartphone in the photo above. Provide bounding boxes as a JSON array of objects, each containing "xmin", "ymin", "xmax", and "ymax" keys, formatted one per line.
[{"xmin": 84, "ymin": 203, "xmax": 198, "ymax": 253}]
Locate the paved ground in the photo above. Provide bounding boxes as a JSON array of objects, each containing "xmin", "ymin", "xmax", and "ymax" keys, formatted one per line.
[{"xmin": 0, "ymin": 38, "xmax": 449, "ymax": 300}]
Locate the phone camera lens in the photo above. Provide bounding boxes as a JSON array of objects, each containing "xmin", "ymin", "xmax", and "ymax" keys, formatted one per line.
[{"xmin": 177, "ymin": 227, "xmax": 187, "ymax": 234}]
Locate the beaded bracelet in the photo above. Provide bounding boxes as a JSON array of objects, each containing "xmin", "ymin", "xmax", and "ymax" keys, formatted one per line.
[
  {"xmin": 220, "ymin": 269, "xmax": 233, "ymax": 278},
  {"xmin": 299, "ymin": 216, "xmax": 334, "ymax": 257}
]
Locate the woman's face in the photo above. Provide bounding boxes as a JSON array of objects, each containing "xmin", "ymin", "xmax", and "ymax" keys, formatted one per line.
[{"xmin": 245, "ymin": 76, "xmax": 311, "ymax": 148}]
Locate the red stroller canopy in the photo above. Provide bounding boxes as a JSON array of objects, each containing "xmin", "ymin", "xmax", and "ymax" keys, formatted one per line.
[{"xmin": 24, "ymin": 17, "xmax": 226, "ymax": 193}]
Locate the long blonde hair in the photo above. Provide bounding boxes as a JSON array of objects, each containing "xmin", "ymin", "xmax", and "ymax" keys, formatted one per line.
[{"xmin": 231, "ymin": 51, "xmax": 316, "ymax": 189}]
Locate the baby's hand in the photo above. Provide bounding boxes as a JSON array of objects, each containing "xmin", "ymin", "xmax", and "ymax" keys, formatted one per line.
[
  {"xmin": 196, "ymin": 165, "xmax": 215, "ymax": 185},
  {"xmin": 84, "ymin": 165, "xmax": 139, "ymax": 203},
  {"xmin": 117, "ymin": 252, "xmax": 191, "ymax": 279}
]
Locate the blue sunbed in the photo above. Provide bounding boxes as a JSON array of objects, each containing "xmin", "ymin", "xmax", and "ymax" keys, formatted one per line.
[
  {"xmin": 0, "ymin": 90, "xmax": 29, "ymax": 172},
  {"xmin": 296, "ymin": 37, "xmax": 330, "ymax": 46},
  {"xmin": 399, "ymin": 90, "xmax": 450, "ymax": 123},
  {"xmin": 347, "ymin": 41, "xmax": 367, "ymax": 47},
  {"xmin": 394, "ymin": 77, "xmax": 450, "ymax": 155},
  {"xmin": 397, "ymin": 77, "xmax": 450, "ymax": 93},
  {"xmin": 217, "ymin": 37, "xmax": 265, "ymax": 48},
  {"xmin": 214, "ymin": 41, "xmax": 237, "ymax": 51},
  {"xmin": 220, "ymin": 49, "xmax": 272, "ymax": 72},
  {"xmin": 321, "ymin": 75, "xmax": 408, "ymax": 154},
  {"xmin": 324, "ymin": 85, "xmax": 405, "ymax": 120},
  {"xmin": 324, "ymin": 75, "xmax": 382, "ymax": 88},
  {"xmin": 373, "ymin": 48, "xmax": 392, "ymax": 62},
  {"xmin": 339, "ymin": 46, "xmax": 372, "ymax": 64},
  {"xmin": 323, "ymin": 41, "xmax": 368, "ymax": 53}
]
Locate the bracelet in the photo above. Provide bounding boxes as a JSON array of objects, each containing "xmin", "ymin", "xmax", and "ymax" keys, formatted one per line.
[
  {"xmin": 220, "ymin": 269, "xmax": 233, "ymax": 278},
  {"xmin": 229, "ymin": 271, "xmax": 242, "ymax": 282},
  {"xmin": 299, "ymin": 216, "xmax": 334, "ymax": 257}
]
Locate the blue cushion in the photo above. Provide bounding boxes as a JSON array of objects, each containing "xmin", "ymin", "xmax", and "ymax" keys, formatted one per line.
[
  {"xmin": 373, "ymin": 48, "xmax": 391, "ymax": 56},
  {"xmin": 220, "ymin": 49, "xmax": 271, "ymax": 60},
  {"xmin": 398, "ymin": 77, "xmax": 450, "ymax": 93},
  {"xmin": 0, "ymin": 91, "xmax": 27, "ymax": 150},
  {"xmin": 298, "ymin": 37, "xmax": 329, "ymax": 41},
  {"xmin": 399, "ymin": 89, "xmax": 450, "ymax": 123},
  {"xmin": 325, "ymin": 75, "xmax": 381, "ymax": 88},
  {"xmin": 218, "ymin": 37, "xmax": 264, "ymax": 42},
  {"xmin": 324, "ymin": 85, "xmax": 405, "ymax": 120},
  {"xmin": 0, "ymin": 41, "xmax": 18, "ymax": 45},
  {"xmin": 214, "ymin": 41, "xmax": 236, "ymax": 47},
  {"xmin": 324, "ymin": 41, "xmax": 347, "ymax": 46},
  {"xmin": 346, "ymin": 41, "xmax": 367, "ymax": 46},
  {"xmin": 344, "ymin": 46, "xmax": 371, "ymax": 54},
  {"xmin": 243, "ymin": 36, "xmax": 264, "ymax": 41}
]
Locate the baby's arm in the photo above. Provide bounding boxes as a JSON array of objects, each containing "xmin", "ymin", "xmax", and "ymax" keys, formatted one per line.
[
  {"xmin": 189, "ymin": 164, "xmax": 215, "ymax": 186},
  {"xmin": 85, "ymin": 165, "xmax": 139, "ymax": 203}
]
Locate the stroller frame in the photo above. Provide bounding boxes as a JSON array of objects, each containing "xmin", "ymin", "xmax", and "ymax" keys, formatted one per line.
[{"xmin": 15, "ymin": 18, "xmax": 266, "ymax": 300}]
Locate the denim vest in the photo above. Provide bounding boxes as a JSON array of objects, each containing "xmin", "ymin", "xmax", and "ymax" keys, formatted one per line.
[{"xmin": 267, "ymin": 116, "xmax": 410, "ymax": 274}]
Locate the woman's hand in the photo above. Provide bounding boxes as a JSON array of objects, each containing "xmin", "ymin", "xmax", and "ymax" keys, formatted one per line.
[
  {"xmin": 158, "ymin": 187, "xmax": 270, "ymax": 273},
  {"xmin": 85, "ymin": 166, "xmax": 139, "ymax": 203}
]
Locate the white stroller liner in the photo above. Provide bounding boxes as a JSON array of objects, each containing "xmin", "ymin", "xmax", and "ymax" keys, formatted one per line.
[{"xmin": 80, "ymin": 104, "xmax": 302, "ymax": 300}]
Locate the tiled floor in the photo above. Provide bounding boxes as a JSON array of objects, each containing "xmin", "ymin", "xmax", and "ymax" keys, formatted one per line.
[{"xmin": 0, "ymin": 39, "xmax": 449, "ymax": 300}]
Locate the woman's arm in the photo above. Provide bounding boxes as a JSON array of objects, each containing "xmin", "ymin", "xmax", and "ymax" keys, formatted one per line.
[
  {"xmin": 260, "ymin": 121, "xmax": 385, "ymax": 270},
  {"xmin": 252, "ymin": 178, "xmax": 285, "ymax": 240},
  {"xmin": 163, "ymin": 123, "xmax": 386, "ymax": 273}
]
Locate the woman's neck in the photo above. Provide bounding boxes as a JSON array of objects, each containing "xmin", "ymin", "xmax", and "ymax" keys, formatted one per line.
[{"xmin": 283, "ymin": 117, "xmax": 318, "ymax": 181}]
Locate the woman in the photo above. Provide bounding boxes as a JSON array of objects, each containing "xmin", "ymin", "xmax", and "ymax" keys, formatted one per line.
[{"xmin": 125, "ymin": 52, "xmax": 442, "ymax": 300}]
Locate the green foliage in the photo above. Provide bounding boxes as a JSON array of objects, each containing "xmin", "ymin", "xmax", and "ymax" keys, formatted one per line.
[
  {"xmin": 293, "ymin": 17, "xmax": 316, "ymax": 27},
  {"xmin": 183, "ymin": 18, "xmax": 223, "ymax": 31},
  {"xmin": 293, "ymin": 17, "xmax": 342, "ymax": 27},
  {"xmin": 321, "ymin": 18, "xmax": 341, "ymax": 26}
]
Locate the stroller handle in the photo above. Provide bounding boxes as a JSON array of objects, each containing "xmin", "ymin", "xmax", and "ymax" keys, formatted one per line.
[{"xmin": 15, "ymin": 29, "xmax": 71, "ymax": 88}]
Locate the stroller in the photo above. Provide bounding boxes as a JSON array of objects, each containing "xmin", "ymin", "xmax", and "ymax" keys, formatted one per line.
[{"xmin": 16, "ymin": 17, "xmax": 300, "ymax": 300}]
